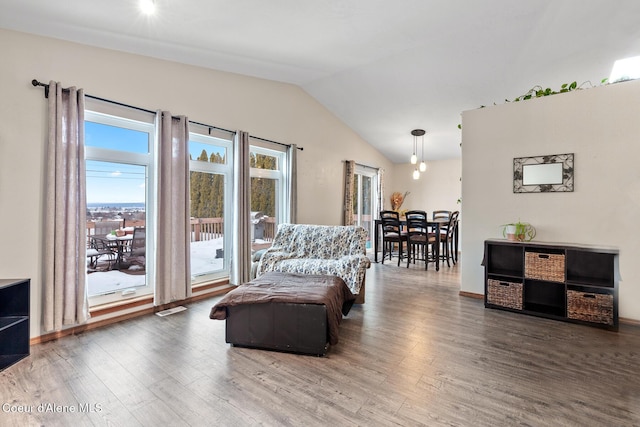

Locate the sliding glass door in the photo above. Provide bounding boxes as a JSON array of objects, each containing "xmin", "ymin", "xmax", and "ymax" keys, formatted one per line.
[{"xmin": 352, "ymin": 166, "xmax": 378, "ymax": 249}]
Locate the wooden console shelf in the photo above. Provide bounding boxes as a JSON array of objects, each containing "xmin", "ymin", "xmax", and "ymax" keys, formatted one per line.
[
  {"xmin": 484, "ymin": 240, "xmax": 619, "ymax": 330},
  {"xmin": 0, "ymin": 279, "xmax": 30, "ymax": 370}
]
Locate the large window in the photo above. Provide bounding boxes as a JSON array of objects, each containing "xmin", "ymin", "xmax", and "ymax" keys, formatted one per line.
[
  {"xmin": 84, "ymin": 106, "xmax": 154, "ymax": 304},
  {"xmin": 189, "ymin": 127, "xmax": 234, "ymax": 284},
  {"xmin": 83, "ymin": 100, "xmax": 293, "ymax": 305},
  {"xmin": 250, "ymin": 143, "xmax": 286, "ymax": 250}
]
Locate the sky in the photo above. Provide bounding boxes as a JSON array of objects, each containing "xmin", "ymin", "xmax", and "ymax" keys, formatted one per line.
[{"xmin": 85, "ymin": 120, "xmax": 225, "ymax": 204}]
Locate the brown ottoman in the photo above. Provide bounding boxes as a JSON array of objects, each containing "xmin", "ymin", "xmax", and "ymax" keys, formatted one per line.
[{"xmin": 210, "ymin": 272, "xmax": 355, "ymax": 356}]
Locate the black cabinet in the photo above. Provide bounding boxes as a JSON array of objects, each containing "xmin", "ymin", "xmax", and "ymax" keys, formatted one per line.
[
  {"xmin": 484, "ymin": 240, "xmax": 618, "ymax": 330},
  {"xmin": 0, "ymin": 279, "xmax": 30, "ymax": 370}
]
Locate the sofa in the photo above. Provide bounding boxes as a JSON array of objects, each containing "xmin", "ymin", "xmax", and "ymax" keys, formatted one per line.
[{"xmin": 254, "ymin": 224, "xmax": 371, "ymax": 303}]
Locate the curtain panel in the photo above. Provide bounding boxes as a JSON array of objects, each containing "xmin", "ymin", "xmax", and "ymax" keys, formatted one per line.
[
  {"xmin": 377, "ymin": 167, "xmax": 385, "ymax": 216},
  {"xmin": 343, "ymin": 160, "xmax": 356, "ymax": 226},
  {"xmin": 232, "ymin": 131, "xmax": 251, "ymax": 285},
  {"xmin": 154, "ymin": 112, "xmax": 192, "ymax": 305},
  {"xmin": 286, "ymin": 144, "xmax": 298, "ymax": 224},
  {"xmin": 43, "ymin": 82, "xmax": 89, "ymax": 331}
]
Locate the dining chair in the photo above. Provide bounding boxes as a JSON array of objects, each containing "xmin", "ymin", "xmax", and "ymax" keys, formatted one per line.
[
  {"xmin": 379, "ymin": 210, "xmax": 407, "ymax": 266},
  {"xmin": 432, "ymin": 210, "xmax": 451, "ymax": 220},
  {"xmin": 405, "ymin": 210, "xmax": 427, "ymax": 221},
  {"xmin": 450, "ymin": 211, "xmax": 460, "ymax": 263},
  {"xmin": 438, "ymin": 211, "xmax": 459, "ymax": 267},
  {"xmin": 405, "ymin": 215, "xmax": 435, "ymax": 270},
  {"xmin": 433, "ymin": 210, "xmax": 452, "ymax": 241}
]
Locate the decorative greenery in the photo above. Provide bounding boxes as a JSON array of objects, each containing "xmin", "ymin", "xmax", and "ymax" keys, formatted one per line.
[
  {"xmin": 501, "ymin": 220, "xmax": 536, "ymax": 242},
  {"xmin": 509, "ymin": 78, "xmax": 608, "ymax": 103}
]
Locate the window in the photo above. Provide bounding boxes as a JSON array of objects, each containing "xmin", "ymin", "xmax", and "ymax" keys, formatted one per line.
[
  {"xmin": 84, "ymin": 105, "xmax": 155, "ymax": 305},
  {"xmin": 250, "ymin": 143, "xmax": 286, "ymax": 250},
  {"xmin": 83, "ymin": 98, "xmax": 293, "ymax": 306},
  {"xmin": 188, "ymin": 126, "xmax": 234, "ymax": 285}
]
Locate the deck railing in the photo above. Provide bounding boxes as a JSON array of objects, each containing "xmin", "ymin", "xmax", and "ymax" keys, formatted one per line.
[{"xmin": 87, "ymin": 217, "xmax": 277, "ymax": 244}]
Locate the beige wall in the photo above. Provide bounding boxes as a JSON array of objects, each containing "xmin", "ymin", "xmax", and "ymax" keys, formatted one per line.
[
  {"xmin": 391, "ymin": 159, "xmax": 462, "ymax": 215},
  {"xmin": 461, "ymin": 79, "xmax": 640, "ymax": 321},
  {"xmin": 0, "ymin": 29, "xmax": 394, "ymax": 337}
]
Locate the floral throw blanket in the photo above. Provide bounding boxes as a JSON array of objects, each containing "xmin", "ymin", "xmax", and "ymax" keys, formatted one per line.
[{"xmin": 255, "ymin": 224, "xmax": 371, "ymax": 295}]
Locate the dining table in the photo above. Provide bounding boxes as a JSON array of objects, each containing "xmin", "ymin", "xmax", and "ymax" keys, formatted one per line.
[{"xmin": 373, "ymin": 217, "xmax": 455, "ymax": 271}]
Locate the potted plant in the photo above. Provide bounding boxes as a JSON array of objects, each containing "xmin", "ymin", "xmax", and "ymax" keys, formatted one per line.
[{"xmin": 502, "ymin": 221, "xmax": 536, "ymax": 242}]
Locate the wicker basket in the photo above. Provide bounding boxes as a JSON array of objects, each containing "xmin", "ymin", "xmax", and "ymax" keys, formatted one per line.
[
  {"xmin": 487, "ymin": 279, "xmax": 523, "ymax": 310},
  {"xmin": 525, "ymin": 252, "xmax": 565, "ymax": 282},
  {"xmin": 567, "ymin": 290, "xmax": 613, "ymax": 325}
]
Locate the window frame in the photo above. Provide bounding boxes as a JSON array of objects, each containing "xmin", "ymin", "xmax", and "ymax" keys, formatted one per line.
[
  {"xmin": 249, "ymin": 143, "xmax": 286, "ymax": 224},
  {"xmin": 188, "ymin": 128, "xmax": 234, "ymax": 284},
  {"xmin": 84, "ymin": 107, "xmax": 156, "ymax": 306}
]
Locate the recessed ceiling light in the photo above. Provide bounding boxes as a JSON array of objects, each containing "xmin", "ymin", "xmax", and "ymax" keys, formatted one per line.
[
  {"xmin": 610, "ymin": 55, "xmax": 640, "ymax": 83},
  {"xmin": 140, "ymin": 0, "xmax": 156, "ymax": 15}
]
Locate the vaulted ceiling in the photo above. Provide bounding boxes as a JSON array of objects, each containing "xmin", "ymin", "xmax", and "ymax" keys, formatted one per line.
[{"xmin": 1, "ymin": 0, "xmax": 639, "ymax": 162}]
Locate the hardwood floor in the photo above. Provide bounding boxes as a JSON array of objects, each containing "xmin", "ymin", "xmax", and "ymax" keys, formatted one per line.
[{"xmin": 2, "ymin": 260, "xmax": 640, "ymax": 426}]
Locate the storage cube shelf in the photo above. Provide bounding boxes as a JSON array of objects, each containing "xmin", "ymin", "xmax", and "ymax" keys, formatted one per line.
[
  {"xmin": 0, "ymin": 279, "xmax": 30, "ymax": 370},
  {"xmin": 484, "ymin": 240, "xmax": 619, "ymax": 330}
]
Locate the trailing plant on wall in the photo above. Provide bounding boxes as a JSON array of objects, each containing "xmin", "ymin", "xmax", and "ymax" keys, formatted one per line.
[{"xmin": 510, "ymin": 79, "xmax": 608, "ymax": 102}]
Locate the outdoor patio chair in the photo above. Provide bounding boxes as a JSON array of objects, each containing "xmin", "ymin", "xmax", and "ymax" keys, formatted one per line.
[
  {"xmin": 86, "ymin": 236, "xmax": 117, "ymax": 271},
  {"xmin": 122, "ymin": 227, "xmax": 146, "ymax": 269}
]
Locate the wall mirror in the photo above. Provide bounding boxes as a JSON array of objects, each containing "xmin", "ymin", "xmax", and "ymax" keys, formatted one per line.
[{"xmin": 513, "ymin": 153, "xmax": 574, "ymax": 193}]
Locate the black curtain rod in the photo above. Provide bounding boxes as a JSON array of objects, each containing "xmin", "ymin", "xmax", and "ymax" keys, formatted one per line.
[
  {"xmin": 250, "ymin": 135, "xmax": 303, "ymax": 151},
  {"xmin": 32, "ymin": 79, "xmax": 234, "ymax": 136},
  {"xmin": 32, "ymin": 79, "xmax": 302, "ymax": 150}
]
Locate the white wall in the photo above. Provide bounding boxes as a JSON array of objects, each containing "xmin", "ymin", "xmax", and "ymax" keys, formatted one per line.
[
  {"xmin": 390, "ymin": 159, "xmax": 462, "ymax": 214},
  {"xmin": 0, "ymin": 29, "xmax": 395, "ymax": 338},
  {"xmin": 461, "ymin": 79, "xmax": 640, "ymax": 321}
]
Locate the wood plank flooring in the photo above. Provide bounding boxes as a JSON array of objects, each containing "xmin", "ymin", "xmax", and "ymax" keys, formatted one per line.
[{"xmin": 2, "ymin": 259, "xmax": 640, "ymax": 426}]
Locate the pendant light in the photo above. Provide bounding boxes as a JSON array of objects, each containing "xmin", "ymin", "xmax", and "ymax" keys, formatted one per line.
[
  {"xmin": 410, "ymin": 129, "xmax": 419, "ymax": 164},
  {"xmin": 419, "ymin": 130, "xmax": 427, "ymax": 172},
  {"xmin": 410, "ymin": 129, "xmax": 425, "ymax": 178}
]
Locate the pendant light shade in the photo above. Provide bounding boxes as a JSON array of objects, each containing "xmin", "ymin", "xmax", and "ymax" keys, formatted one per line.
[{"xmin": 413, "ymin": 168, "xmax": 420, "ymax": 180}]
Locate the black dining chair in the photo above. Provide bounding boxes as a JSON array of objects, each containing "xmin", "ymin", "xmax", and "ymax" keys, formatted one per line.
[
  {"xmin": 438, "ymin": 211, "xmax": 459, "ymax": 267},
  {"xmin": 433, "ymin": 209, "xmax": 452, "ymax": 244},
  {"xmin": 432, "ymin": 210, "xmax": 451, "ymax": 220},
  {"xmin": 406, "ymin": 214, "xmax": 435, "ymax": 269},
  {"xmin": 380, "ymin": 210, "xmax": 407, "ymax": 266},
  {"xmin": 405, "ymin": 210, "xmax": 427, "ymax": 221}
]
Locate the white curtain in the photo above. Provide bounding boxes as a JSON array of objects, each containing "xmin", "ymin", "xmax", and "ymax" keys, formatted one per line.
[
  {"xmin": 286, "ymin": 144, "xmax": 298, "ymax": 223},
  {"xmin": 154, "ymin": 111, "xmax": 191, "ymax": 305},
  {"xmin": 231, "ymin": 130, "xmax": 251, "ymax": 285},
  {"xmin": 43, "ymin": 81, "xmax": 89, "ymax": 331}
]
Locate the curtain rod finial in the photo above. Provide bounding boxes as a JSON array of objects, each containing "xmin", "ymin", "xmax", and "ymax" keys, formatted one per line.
[{"xmin": 32, "ymin": 79, "xmax": 40, "ymax": 87}]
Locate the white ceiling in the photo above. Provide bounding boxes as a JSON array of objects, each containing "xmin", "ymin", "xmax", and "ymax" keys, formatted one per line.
[{"xmin": 2, "ymin": 0, "xmax": 640, "ymax": 162}]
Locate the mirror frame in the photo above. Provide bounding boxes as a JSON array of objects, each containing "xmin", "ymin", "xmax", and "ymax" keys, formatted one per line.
[{"xmin": 513, "ymin": 153, "xmax": 574, "ymax": 193}]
